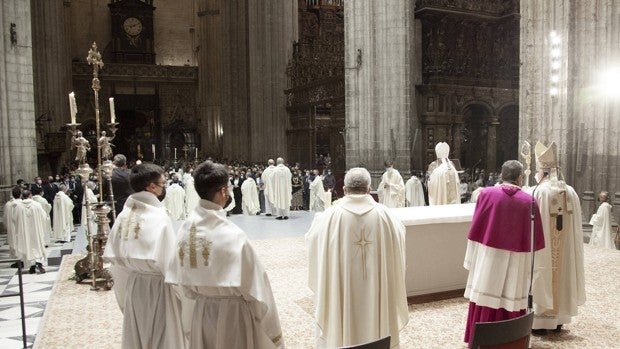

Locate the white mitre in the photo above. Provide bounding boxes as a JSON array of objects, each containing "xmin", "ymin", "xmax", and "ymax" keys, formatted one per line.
[
  {"xmin": 435, "ymin": 142, "xmax": 450, "ymax": 164},
  {"xmin": 534, "ymin": 141, "xmax": 558, "ymax": 171}
]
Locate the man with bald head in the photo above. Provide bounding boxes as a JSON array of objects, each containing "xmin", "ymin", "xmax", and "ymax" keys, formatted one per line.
[{"xmin": 306, "ymin": 167, "xmax": 409, "ymax": 348}]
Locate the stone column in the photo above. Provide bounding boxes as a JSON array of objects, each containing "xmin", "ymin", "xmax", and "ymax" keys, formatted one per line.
[
  {"xmin": 0, "ymin": 1, "xmax": 38, "ymax": 185},
  {"xmin": 520, "ymin": 0, "xmax": 620, "ymax": 222},
  {"xmin": 197, "ymin": 0, "xmax": 223, "ymax": 158},
  {"xmin": 31, "ymin": 0, "xmax": 73, "ymax": 174},
  {"xmin": 345, "ymin": 1, "xmax": 415, "ymax": 179}
]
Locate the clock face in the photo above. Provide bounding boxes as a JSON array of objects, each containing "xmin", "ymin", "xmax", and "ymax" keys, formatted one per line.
[{"xmin": 123, "ymin": 17, "xmax": 142, "ymax": 36}]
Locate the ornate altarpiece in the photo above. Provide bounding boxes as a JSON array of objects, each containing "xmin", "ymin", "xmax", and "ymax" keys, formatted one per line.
[
  {"xmin": 285, "ymin": 0, "xmax": 344, "ymax": 172},
  {"xmin": 416, "ymin": 0, "xmax": 520, "ymax": 171}
]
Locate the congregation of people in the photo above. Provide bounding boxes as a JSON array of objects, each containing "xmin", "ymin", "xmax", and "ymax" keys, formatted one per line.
[{"xmin": 2, "ymin": 139, "xmax": 617, "ymax": 348}]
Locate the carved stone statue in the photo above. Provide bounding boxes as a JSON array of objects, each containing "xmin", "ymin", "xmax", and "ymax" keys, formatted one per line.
[
  {"xmin": 73, "ymin": 130, "xmax": 91, "ymax": 164},
  {"xmin": 98, "ymin": 130, "xmax": 115, "ymax": 160}
]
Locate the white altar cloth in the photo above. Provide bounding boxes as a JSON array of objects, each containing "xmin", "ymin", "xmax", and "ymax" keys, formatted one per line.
[{"xmin": 391, "ymin": 203, "xmax": 476, "ymax": 297}]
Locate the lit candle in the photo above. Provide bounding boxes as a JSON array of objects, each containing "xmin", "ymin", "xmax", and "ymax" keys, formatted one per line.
[
  {"xmin": 69, "ymin": 92, "xmax": 77, "ymax": 124},
  {"xmin": 152, "ymin": 144, "xmax": 155, "ymax": 158},
  {"xmin": 174, "ymin": 147, "xmax": 177, "ymax": 159},
  {"xmin": 195, "ymin": 148, "xmax": 198, "ymax": 159},
  {"xmin": 109, "ymin": 97, "xmax": 116, "ymax": 123}
]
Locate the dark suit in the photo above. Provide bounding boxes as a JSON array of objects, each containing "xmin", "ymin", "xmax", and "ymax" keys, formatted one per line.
[{"xmin": 110, "ymin": 167, "xmax": 134, "ymax": 216}]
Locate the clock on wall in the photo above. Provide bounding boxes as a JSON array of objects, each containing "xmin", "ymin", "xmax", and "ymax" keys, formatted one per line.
[{"xmin": 109, "ymin": 0, "xmax": 156, "ymax": 64}]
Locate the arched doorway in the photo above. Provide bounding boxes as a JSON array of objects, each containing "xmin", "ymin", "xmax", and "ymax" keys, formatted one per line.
[
  {"xmin": 496, "ymin": 105, "xmax": 519, "ymax": 168},
  {"xmin": 460, "ymin": 103, "xmax": 491, "ymax": 170}
]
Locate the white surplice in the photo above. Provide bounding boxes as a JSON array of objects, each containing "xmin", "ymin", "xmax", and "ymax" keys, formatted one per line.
[
  {"xmin": 32, "ymin": 195, "xmax": 52, "ymax": 245},
  {"xmin": 167, "ymin": 199, "xmax": 284, "ymax": 349},
  {"xmin": 241, "ymin": 177, "xmax": 261, "ymax": 215},
  {"xmin": 377, "ymin": 168, "xmax": 406, "ymax": 208},
  {"xmin": 165, "ymin": 183, "xmax": 186, "ymax": 220},
  {"xmin": 405, "ymin": 176, "xmax": 425, "ymax": 207},
  {"xmin": 428, "ymin": 159, "xmax": 461, "ymax": 205},
  {"xmin": 589, "ymin": 202, "xmax": 615, "ymax": 249},
  {"xmin": 310, "ymin": 176, "xmax": 326, "ymax": 212},
  {"xmin": 306, "ymin": 194, "xmax": 409, "ymax": 348},
  {"xmin": 3, "ymin": 198, "xmax": 20, "ymax": 256},
  {"xmin": 12, "ymin": 199, "xmax": 47, "ymax": 263},
  {"xmin": 103, "ymin": 191, "xmax": 184, "ymax": 349},
  {"xmin": 52, "ymin": 191, "xmax": 74, "ymax": 242},
  {"xmin": 527, "ymin": 180, "xmax": 586, "ymax": 329},
  {"xmin": 184, "ymin": 176, "xmax": 200, "ymax": 214},
  {"xmin": 80, "ymin": 188, "xmax": 98, "ymax": 237},
  {"xmin": 269, "ymin": 164, "xmax": 292, "ymax": 217}
]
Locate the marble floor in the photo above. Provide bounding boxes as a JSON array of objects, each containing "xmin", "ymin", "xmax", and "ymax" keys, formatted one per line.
[
  {"xmin": 0, "ymin": 210, "xmax": 316, "ymax": 348},
  {"xmin": 0, "ymin": 234, "xmax": 75, "ymax": 349}
]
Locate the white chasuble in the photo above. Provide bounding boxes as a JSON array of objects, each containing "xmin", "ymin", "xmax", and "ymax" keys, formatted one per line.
[
  {"xmin": 52, "ymin": 191, "xmax": 74, "ymax": 242},
  {"xmin": 32, "ymin": 195, "xmax": 52, "ymax": 245},
  {"xmin": 428, "ymin": 160, "xmax": 461, "ymax": 205},
  {"xmin": 167, "ymin": 200, "xmax": 284, "ymax": 349},
  {"xmin": 241, "ymin": 177, "xmax": 261, "ymax": 215},
  {"xmin": 103, "ymin": 191, "xmax": 184, "ymax": 349},
  {"xmin": 405, "ymin": 176, "xmax": 425, "ymax": 207},
  {"xmin": 377, "ymin": 168, "xmax": 406, "ymax": 208},
  {"xmin": 12, "ymin": 199, "xmax": 47, "ymax": 262},
  {"xmin": 184, "ymin": 176, "xmax": 200, "ymax": 214},
  {"xmin": 80, "ymin": 188, "xmax": 98, "ymax": 237},
  {"xmin": 262, "ymin": 165, "xmax": 276, "ymax": 208},
  {"xmin": 310, "ymin": 176, "xmax": 326, "ymax": 212},
  {"xmin": 306, "ymin": 194, "xmax": 409, "ymax": 348},
  {"xmin": 165, "ymin": 183, "xmax": 186, "ymax": 220},
  {"xmin": 269, "ymin": 164, "xmax": 292, "ymax": 211},
  {"xmin": 589, "ymin": 202, "xmax": 615, "ymax": 249},
  {"xmin": 527, "ymin": 181, "xmax": 586, "ymax": 329}
]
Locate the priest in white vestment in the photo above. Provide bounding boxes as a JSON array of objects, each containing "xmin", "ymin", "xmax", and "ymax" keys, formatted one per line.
[
  {"xmin": 268, "ymin": 157, "xmax": 292, "ymax": 219},
  {"xmin": 377, "ymin": 161, "xmax": 406, "ymax": 208},
  {"xmin": 589, "ymin": 191, "xmax": 615, "ymax": 249},
  {"xmin": 261, "ymin": 159, "xmax": 276, "ymax": 216},
  {"xmin": 241, "ymin": 176, "xmax": 261, "ymax": 215},
  {"xmin": 31, "ymin": 187, "xmax": 52, "ymax": 245},
  {"xmin": 463, "ymin": 161, "xmax": 545, "ymax": 344},
  {"xmin": 306, "ymin": 167, "xmax": 409, "ymax": 348},
  {"xmin": 103, "ymin": 163, "xmax": 184, "ymax": 349},
  {"xmin": 165, "ymin": 178, "xmax": 186, "ymax": 220},
  {"xmin": 310, "ymin": 170, "xmax": 327, "ymax": 212},
  {"xmin": 3, "ymin": 186, "xmax": 23, "ymax": 257},
  {"xmin": 528, "ymin": 141, "xmax": 585, "ymax": 334},
  {"xmin": 13, "ymin": 190, "xmax": 48, "ymax": 274},
  {"xmin": 427, "ymin": 142, "xmax": 461, "ymax": 205},
  {"xmin": 80, "ymin": 182, "xmax": 98, "ymax": 238},
  {"xmin": 405, "ymin": 175, "xmax": 425, "ymax": 207},
  {"xmin": 167, "ymin": 161, "xmax": 284, "ymax": 348},
  {"xmin": 184, "ymin": 174, "xmax": 200, "ymax": 214},
  {"xmin": 52, "ymin": 185, "xmax": 74, "ymax": 243}
]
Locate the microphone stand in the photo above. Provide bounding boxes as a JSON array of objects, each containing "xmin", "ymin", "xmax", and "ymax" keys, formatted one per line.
[{"xmin": 528, "ymin": 172, "xmax": 547, "ymax": 348}]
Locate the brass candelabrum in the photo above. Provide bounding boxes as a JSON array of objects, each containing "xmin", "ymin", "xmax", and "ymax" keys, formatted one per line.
[{"xmin": 71, "ymin": 42, "xmax": 115, "ymax": 291}]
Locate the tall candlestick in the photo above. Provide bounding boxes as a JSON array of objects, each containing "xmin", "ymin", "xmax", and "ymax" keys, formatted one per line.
[
  {"xmin": 174, "ymin": 147, "xmax": 177, "ymax": 159},
  {"xmin": 109, "ymin": 97, "xmax": 116, "ymax": 123},
  {"xmin": 69, "ymin": 92, "xmax": 77, "ymax": 124}
]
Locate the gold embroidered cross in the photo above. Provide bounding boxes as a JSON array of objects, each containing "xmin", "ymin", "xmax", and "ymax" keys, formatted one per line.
[
  {"xmin": 354, "ymin": 230, "xmax": 372, "ymax": 280},
  {"xmin": 178, "ymin": 223, "xmax": 212, "ymax": 268}
]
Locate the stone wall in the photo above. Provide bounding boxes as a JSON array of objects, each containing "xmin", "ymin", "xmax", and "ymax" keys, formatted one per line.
[{"xmin": 0, "ymin": 1, "xmax": 38, "ymax": 186}]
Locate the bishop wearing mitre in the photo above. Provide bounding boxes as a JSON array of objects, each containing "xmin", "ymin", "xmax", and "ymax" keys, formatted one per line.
[{"xmin": 427, "ymin": 142, "xmax": 460, "ymax": 205}]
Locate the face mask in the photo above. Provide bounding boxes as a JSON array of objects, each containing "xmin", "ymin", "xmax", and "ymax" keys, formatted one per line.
[{"xmin": 157, "ymin": 187, "xmax": 166, "ymax": 202}]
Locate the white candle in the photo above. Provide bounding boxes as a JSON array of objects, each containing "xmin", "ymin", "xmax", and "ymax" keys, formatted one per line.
[
  {"xmin": 152, "ymin": 144, "xmax": 155, "ymax": 157},
  {"xmin": 69, "ymin": 92, "xmax": 77, "ymax": 124},
  {"xmin": 109, "ymin": 97, "xmax": 116, "ymax": 123},
  {"xmin": 174, "ymin": 148, "xmax": 177, "ymax": 159},
  {"xmin": 195, "ymin": 148, "xmax": 198, "ymax": 158}
]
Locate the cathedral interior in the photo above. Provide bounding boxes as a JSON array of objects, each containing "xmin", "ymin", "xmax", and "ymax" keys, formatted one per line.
[{"xmin": 1, "ymin": 0, "xmax": 619, "ymax": 219}]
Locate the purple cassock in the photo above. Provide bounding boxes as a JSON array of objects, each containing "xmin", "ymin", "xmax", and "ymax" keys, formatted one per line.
[{"xmin": 464, "ymin": 185, "xmax": 545, "ymax": 344}]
